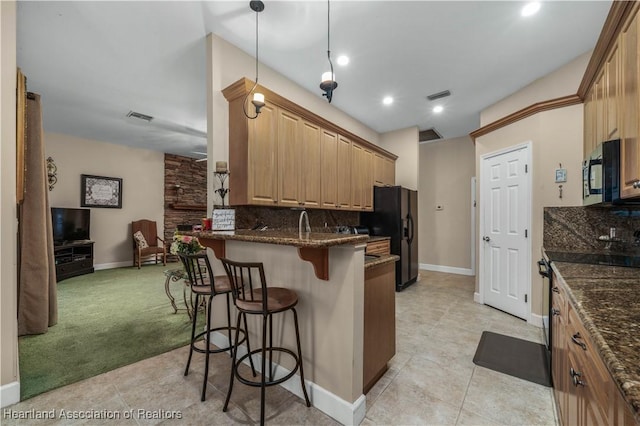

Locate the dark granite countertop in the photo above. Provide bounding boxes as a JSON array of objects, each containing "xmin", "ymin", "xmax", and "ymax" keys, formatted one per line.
[
  {"xmin": 364, "ymin": 254, "xmax": 399, "ymax": 270},
  {"xmin": 186, "ymin": 229, "xmax": 369, "ymax": 248},
  {"xmin": 550, "ymin": 260, "xmax": 640, "ymax": 421}
]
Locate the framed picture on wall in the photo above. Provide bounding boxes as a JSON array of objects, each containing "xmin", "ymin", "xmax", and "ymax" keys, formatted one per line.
[{"xmin": 81, "ymin": 174, "xmax": 123, "ymax": 208}]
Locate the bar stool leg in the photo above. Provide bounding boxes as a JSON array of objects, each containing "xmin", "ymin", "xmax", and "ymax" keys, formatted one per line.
[
  {"xmin": 201, "ymin": 294, "xmax": 213, "ymax": 401},
  {"xmin": 184, "ymin": 293, "xmax": 200, "ymax": 376},
  {"xmin": 225, "ymin": 294, "xmax": 233, "ymax": 357},
  {"xmin": 268, "ymin": 314, "xmax": 274, "ymax": 381},
  {"xmin": 223, "ymin": 311, "xmax": 243, "ymax": 412},
  {"xmin": 293, "ymin": 308, "xmax": 311, "ymax": 407},
  {"xmin": 244, "ymin": 312, "xmax": 256, "ymax": 376},
  {"xmin": 260, "ymin": 313, "xmax": 268, "ymax": 425}
]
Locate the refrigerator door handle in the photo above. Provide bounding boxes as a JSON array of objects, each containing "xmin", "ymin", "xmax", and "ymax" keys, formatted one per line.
[{"xmin": 407, "ymin": 215, "xmax": 414, "ymax": 244}]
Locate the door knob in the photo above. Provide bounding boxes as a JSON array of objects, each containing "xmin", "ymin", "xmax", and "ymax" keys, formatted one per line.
[{"xmin": 482, "ymin": 236, "xmax": 491, "ymax": 242}]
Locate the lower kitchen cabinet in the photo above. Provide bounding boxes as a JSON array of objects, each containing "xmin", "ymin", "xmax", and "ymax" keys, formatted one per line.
[
  {"xmin": 363, "ymin": 261, "xmax": 396, "ymax": 393},
  {"xmin": 552, "ymin": 270, "xmax": 637, "ymax": 426}
]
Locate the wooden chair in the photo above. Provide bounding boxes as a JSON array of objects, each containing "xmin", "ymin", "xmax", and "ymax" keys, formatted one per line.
[{"xmin": 132, "ymin": 219, "xmax": 166, "ymax": 269}]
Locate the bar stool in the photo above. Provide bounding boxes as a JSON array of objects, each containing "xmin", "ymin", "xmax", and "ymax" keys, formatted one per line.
[
  {"xmin": 220, "ymin": 258, "xmax": 311, "ymax": 425},
  {"xmin": 179, "ymin": 252, "xmax": 251, "ymax": 402}
]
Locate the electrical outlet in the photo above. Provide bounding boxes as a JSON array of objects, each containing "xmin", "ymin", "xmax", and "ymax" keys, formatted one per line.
[{"xmin": 436, "ymin": 205, "xmax": 444, "ymax": 211}]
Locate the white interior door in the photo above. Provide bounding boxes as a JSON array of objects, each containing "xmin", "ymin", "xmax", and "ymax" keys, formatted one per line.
[{"xmin": 480, "ymin": 144, "xmax": 530, "ymax": 320}]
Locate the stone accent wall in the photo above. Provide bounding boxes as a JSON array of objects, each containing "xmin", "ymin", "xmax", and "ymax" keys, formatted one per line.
[{"xmin": 164, "ymin": 154, "xmax": 208, "ymax": 245}]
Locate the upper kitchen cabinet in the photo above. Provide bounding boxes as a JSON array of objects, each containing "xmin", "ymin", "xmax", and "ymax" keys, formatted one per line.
[
  {"xmin": 222, "ymin": 78, "xmax": 397, "ymax": 210},
  {"xmin": 621, "ymin": 7, "xmax": 640, "ymax": 198},
  {"xmin": 337, "ymin": 135, "xmax": 352, "ymax": 209},
  {"xmin": 582, "ymin": 2, "xmax": 640, "ymax": 200},
  {"xmin": 374, "ymin": 153, "xmax": 396, "ymax": 187}
]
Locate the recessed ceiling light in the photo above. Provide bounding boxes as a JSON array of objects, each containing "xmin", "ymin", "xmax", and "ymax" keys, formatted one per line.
[
  {"xmin": 433, "ymin": 105, "xmax": 443, "ymax": 113},
  {"xmin": 521, "ymin": 2, "xmax": 540, "ymax": 17},
  {"xmin": 383, "ymin": 96, "xmax": 393, "ymax": 105},
  {"xmin": 336, "ymin": 55, "xmax": 349, "ymax": 66}
]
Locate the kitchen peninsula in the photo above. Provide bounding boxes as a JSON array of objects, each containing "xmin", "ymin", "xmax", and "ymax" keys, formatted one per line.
[{"xmin": 185, "ymin": 229, "xmax": 395, "ymax": 425}]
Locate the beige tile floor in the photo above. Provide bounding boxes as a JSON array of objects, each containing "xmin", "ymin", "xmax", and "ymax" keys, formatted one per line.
[{"xmin": 4, "ymin": 270, "xmax": 557, "ymax": 425}]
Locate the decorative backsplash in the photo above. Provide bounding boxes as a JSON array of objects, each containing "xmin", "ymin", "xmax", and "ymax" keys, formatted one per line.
[
  {"xmin": 544, "ymin": 206, "xmax": 640, "ymax": 254},
  {"xmin": 232, "ymin": 206, "xmax": 359, "ymax": 232}
]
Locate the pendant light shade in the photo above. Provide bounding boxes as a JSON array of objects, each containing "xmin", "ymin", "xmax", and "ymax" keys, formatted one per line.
[
  {"xmin": 320, "ymin": 0, "xmax": 337, "ymax": 103},
  {"xmin": 244, "ymin": 0, "xmax": 265, "ymax": 119}
]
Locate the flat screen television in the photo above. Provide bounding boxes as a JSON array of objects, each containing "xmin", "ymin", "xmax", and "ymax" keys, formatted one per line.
[{"xmin": 51, "ymin": 207, "xmax": 90, "ymax": 245}]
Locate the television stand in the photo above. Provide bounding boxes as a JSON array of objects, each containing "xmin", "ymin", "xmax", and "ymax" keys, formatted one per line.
[{"xmin": 54, "ymin": 240, "xmax": 94, "ymax": 282}]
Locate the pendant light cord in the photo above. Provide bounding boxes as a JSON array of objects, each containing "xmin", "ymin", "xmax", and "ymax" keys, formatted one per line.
[
  {"xmin": 327, "ymin": 0, "xmax": 334, "ymax": 82},
  {"xmin": 243, "ymin": 5, "xmax": 260, "ymax": 119}
]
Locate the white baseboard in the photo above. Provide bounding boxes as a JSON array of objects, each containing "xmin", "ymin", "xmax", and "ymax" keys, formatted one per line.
[
  {"xmin": 94, "ymin": 261, "xmax": 132, "ymax": 270},
  {"xmin": 474, "ymin": 292, "xmax": 483, "ymax": 304},
  {"xmin": 420, "ymin": 263, "xmax": 474, "ymax": 276},
  {"xmin": 0, "ymin": 381, "xmax": 20, "ymax": 408},
  {"xmin": 529, "ymin": 313, "xmax": 546, "ymax": 329},
  {"xmin": 210, "ymin": 331, "xmax": 366, "ymax": 425}
]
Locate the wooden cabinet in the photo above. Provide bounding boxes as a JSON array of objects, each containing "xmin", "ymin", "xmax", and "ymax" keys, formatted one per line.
[
  {"xmin": 336, "ymin": 135, "xmax": 352, "ymax": 208},
  {"xmin": 300, "ymin": 120, "xmax": 322, "ymax": 208},
  {"xmin": 363, "ymin": 148, "xmax": 374, "ymax": 210},
  {"xmin": 551, "ymin": 271, "xmax": 637, "ymax": 426},
  {"xmin": 54, "ymin": 241, "xmax": 94, "ymax": 282},
  {"xmin": 595, "ymin": 69, "xmax": 607, "ymax": 146},
  {"xmin": 374, "ymin": 153, "xmax": 396, "ymax": 187},
  {"xmin": 247, "ymin": 104, "xmax": 279, "ymax": 205},
  {"xmin": 605, "ymin": 42, "xmax": 621, "ymax": 140},
  {"xmin": 366, "ymin": 239, "xmax": 390, "ymax": 256},
  {"xmin": 278, "ymin": 109, "xmax": 303, "ymax": 207},
  {"xmin": 223, "ymin": 78, "xmax": 397, "ymax": 210},
  {"xmin": 363, "ymin": 261, "xmax": 396, "ymax": 393},
  {"xmin": 584, "ymin": 86, "xmax": 596, "ymax": 156},
  {"xmin": 621, "ymin": 9, "xmax": 640, "ymax": 198},
  {"xmin": 320, "ymin": 129, "xmax": 339, "ymax": 209}
]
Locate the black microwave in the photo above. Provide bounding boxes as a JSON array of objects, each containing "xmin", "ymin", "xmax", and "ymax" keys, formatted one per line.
[{"xmin": 583, "ymin": 139, "xmax": 625, "ymax": 206}]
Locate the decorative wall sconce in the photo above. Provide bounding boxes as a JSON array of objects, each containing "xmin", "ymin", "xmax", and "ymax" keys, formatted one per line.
[
  {"xmin": 243, "ymin": 0, "xmax": 266, "ymax": 119},
  {"xmin": 46, "ymin": 157, "xmax": 57, "ymax": 191}
]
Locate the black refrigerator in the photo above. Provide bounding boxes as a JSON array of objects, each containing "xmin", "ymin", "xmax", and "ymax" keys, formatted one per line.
[{"xmin": 361, "ymin": 186, "xmax": 419, "ymax": 291}]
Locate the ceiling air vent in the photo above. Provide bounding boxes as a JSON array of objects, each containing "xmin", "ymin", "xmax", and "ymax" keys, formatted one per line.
[
  {"xmin": 426, "ymin": 90, "xmax": 451, "ymax": 101},
  {"xmin": 419, "ymin": 128, "xmax": 442, "ymax": 142},
  {"xmin": 126, "ymin": 111, "xmax": 154, "ymax": 122}
]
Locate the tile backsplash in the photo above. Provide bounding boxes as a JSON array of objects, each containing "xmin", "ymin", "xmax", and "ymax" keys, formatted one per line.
[
  {"xmin": 231, "ymin": 206, "xmax": 359, "ymax": 232},
  {"xmin": 544, "ymin": 206, "xmax": 640, "ymax": 254}
]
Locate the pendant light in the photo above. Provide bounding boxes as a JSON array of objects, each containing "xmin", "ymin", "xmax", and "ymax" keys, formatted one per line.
[
  {"xmin": 320, "ymin": 0, "xmax": 337, "ymax": 103},
  {"xmin": 244, "ymin": 0, "xmax": 265, "ymax": 119}
]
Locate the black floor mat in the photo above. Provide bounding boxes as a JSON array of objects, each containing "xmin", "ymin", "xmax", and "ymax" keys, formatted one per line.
[{"xmin": 473, "ymin": 331, "xmax": 552, "ymax": 387}]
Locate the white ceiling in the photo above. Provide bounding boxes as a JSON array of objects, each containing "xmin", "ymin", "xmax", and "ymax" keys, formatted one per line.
[{"xmin": 17, "ymin": 1, "xmax": 612, "ymax": 159}]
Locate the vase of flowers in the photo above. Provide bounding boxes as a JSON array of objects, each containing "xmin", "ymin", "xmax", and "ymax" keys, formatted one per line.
[{"xmin": 170, "ymin": 233, "xmax": 205, "ymax": 255}]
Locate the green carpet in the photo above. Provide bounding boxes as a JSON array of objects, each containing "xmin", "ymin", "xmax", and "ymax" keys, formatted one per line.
[{"xmin": 18, "ymin": 263, "xmax": 202, "ymax": 400}]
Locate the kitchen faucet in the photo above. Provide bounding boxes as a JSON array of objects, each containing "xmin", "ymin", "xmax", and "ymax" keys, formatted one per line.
[{"xmin": 299, "ymin": 210, "xmax": 311, "ymax": 235}]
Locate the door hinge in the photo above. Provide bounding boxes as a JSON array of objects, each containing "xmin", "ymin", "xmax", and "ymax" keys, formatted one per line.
[
  {"xmin": 525, "ymin": 164, "xmax": 528, "ymax": 173},
  {"xmin": 525, "ymin": 229, "xmax": 528, "ymax": 238},
  {"xmin": 525, "ymin": 294, "xmax": 528, "ymax": 303}
]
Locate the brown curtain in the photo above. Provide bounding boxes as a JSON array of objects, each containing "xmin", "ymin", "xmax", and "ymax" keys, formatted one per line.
[{"xmin": 17, "ymin": 92, "xmax": 57, "ymax": 336}]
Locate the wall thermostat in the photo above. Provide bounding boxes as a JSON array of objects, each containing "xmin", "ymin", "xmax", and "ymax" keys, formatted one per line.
[{"xmin": 555, "ymin": 168, "xmax": 567, "ymax": 183}]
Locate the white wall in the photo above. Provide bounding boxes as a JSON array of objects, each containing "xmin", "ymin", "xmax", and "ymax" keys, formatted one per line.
[
  {"xmin": 481, "ymin": 51, "xmax": 591, "ymax": 125},
  {"xmin": 45, "ymin": 132, "xmax": 165, "ymax": 268},
  {"xmin": 419, "ymin": 136, "xmax": 475, "ymax": 273},
  {"xmin": 379, "ymin": 127, "xmax": 420, "ymax": 190},
  {"xmin": 0, "ymin": 0, "xmax": 19, "ymax": 407}
]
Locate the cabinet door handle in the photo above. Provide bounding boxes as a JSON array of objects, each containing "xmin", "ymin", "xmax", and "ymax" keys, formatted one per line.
[
  {"xmin": 552, "ymin": 287, "xmax": 559, "ymax": 293},
  {"xmin": 552, "ymin": 308, "xmax": 560, "ymax": 316},
  {"xmin": 570, "ymin": 368, "xmax": 585, "ymax": 387},
  {"xmin": 571, "ymin": 333, "xmax": 587, "ymax": 350}
]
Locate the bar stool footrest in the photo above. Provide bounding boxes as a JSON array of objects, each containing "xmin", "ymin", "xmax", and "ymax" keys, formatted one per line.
[
  {"xmin": 192, "ymin": 326, "xmax": 247, "ymax": 355},
  {"xmin": 235, "ymin": 347, "xmax": 300, "ymax": 387}
]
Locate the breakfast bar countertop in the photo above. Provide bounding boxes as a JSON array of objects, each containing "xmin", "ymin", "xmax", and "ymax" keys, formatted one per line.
[
  {"xmin": 550, "ymin": 260, "xmax": 640, "ymax": 420},
  {"xmin": 185, "ymin": 229, "xmax": 369, "ymax": 248}
]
